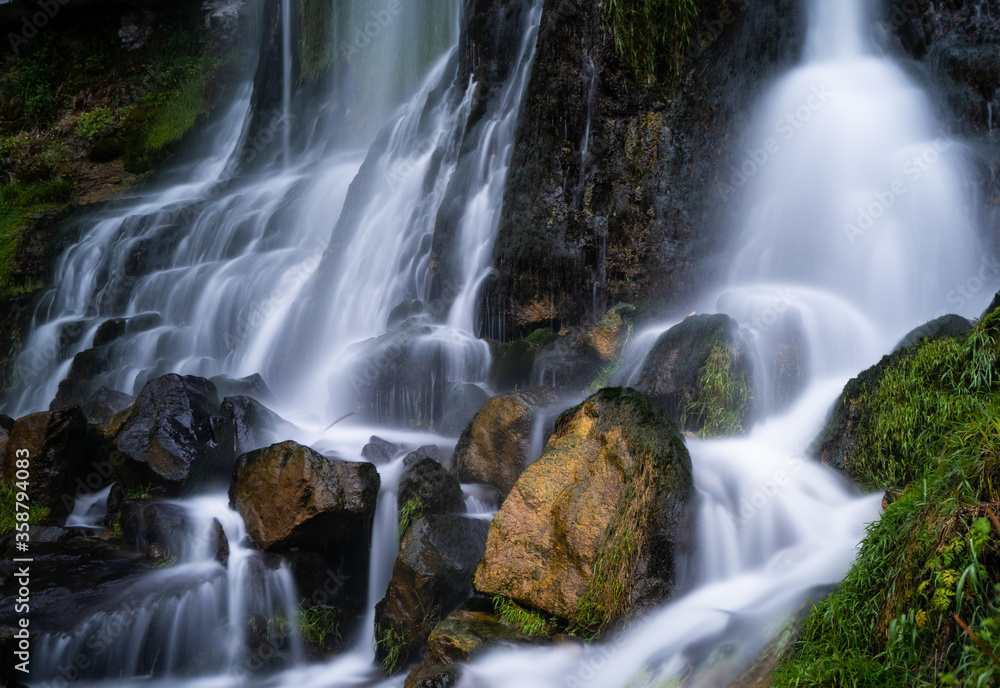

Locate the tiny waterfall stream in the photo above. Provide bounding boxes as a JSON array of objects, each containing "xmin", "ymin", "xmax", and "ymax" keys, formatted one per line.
[{"xmin": 6, "ymin": 0, "xmax": 990, "ymax": 686}]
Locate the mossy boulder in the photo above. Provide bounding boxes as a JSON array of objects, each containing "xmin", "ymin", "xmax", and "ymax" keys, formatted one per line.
[
  {"xmin": 110, "ymin": 374, "xmax": 235, "ymax": 494},
  {"xmin": 0, "ymin": 405, "xmax": 95, "ymax": 520},
  {"xmin": 636, "ymin": 314, "xmax": 754, "ymax": 436},
  {"xmin": 473, "ymin": 387, "xmax": 693, "ymax": 635},
  {"xmin": 454, "ymin": 388, "xmax": 560, "ymax": 499},
  {"xmin": 812, "ymin": 315, "xmax": 996, "ymax": 491},
  {"xmin": 374, "ymin": 515, "xmax": 490, "ymax": 674}
]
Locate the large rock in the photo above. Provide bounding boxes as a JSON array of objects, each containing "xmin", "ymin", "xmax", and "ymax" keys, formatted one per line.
[
  {"xmin": 474, "ymin": 388, "xmax": 693, "ymax": 634},
  {"xmin": 230, "ymin": 441, "xmax": 380, "ymax": 616},
  {"xmin": 374, "ymin": 515, "xmax": 490, "ymax": 673},
  {"xmin": 454, "ymin": 388, "xmax": 560, "ymax": 499},
  {"xmin": 893, "ymin": 314, "xmax": 973, "ymax": 351},
  {"xmin": 397, "ymin": 457, "xmax": 465, "ymax": 536},
  {"xmin": 229, "ymin": 440, "xmax": 380, "ymax": 551},
  {"xmin": 635, "ymin": 314, "xmax": 755, "ymax": 436},
  {"xmin": 111, "ymin": 374, "xmax": 235, "ymax": 493},
  {"xmin": 0, "ymin": 406, "xmax": 94, "ymax": 520}
]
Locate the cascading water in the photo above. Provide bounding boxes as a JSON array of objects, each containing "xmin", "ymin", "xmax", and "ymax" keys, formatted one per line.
[
  {"xmin": 33, "ymin": 495, "xmax": 303, "ymax": 683},
  {"xmin": 6, "ymin": 0, "xmax": 990, "ymax": 686}
]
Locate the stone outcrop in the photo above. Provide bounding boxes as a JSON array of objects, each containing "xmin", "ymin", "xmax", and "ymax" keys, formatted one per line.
[{"xmin": 474, "ymin": 387, "xmax": 693, "ymax": 634}]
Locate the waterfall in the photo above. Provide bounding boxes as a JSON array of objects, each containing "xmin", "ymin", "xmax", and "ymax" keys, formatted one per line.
[{"xmin": 7, "ymin": 0, "xmax": 988, "ymax": 686}]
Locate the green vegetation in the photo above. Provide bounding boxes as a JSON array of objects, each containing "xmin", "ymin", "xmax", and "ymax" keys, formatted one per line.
[
  {"xmin": 297, "ymin": 604, "xmax": 342, "ymax": 647},
  {"xmin": 375, "ymin": 623, "xmax": 411, "ymax": 674},
  {"xmin": 397, "ymin": 496, "xmax": 426, "ymax": 538},
  {"xmin": 773, "ymin": 314, "xmax": 1000, "ymax": 687},
  {"xmin": 494, "ymin": 328, "xmax": 559, "ymax": 389},
  {"xmin": 574, "ymin": 445, "xmax": 654, "ymax": 636},
  {"xmin": 298, "ymin": 0, "xmax": 335, "ymax": 83},
  {"xmin": 0, "ymin": 179, "xmax": 73, "ymax": 297},
  {"xmin": 492, "ymin": 595, "xmax": 559, "ymax": 637},
  {"xmin": 685, "ymin": 341, "xmax": 752, "ymax": 437},
  {"xmin": 0, "ymin": 481, "xmax": 49, "ymax": 534},
  {"xmin": 602, "ymin": 0, "xmax": 699, "ymax": 85},
  {"xmin": 76, "ymin": 107, "xmax": 117, "ymax": 142}
]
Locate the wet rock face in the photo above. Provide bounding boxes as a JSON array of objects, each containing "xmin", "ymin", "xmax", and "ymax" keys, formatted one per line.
[
  {"xmin": 482, "ymin": 0, "xmax": 807, "ymax": 337},
  {"xmin": 474, "ymin": 387, "xmax": 693, "ymax": 633},
  {"xmin": 229, "ymin": 440, "xmax": 380, "ymax": 615},
  {"xmin": 398, "ymin": 457, "xmax": 466, "ymax": 534},
  {"xmin": 111, "ymin": 374, "xmax": 235, "ymax": 494},
  {"xmin": 0, "ymin": 406, "xmax": 94, "ymax": 520},
  {"xmin": 881, "ymin": 0, "xmax": 1000, "ymax": 258},
  {"xmin": 374, "ymin": 515, "xmax": 490, "ymax": 672},
  {"xmin": 453, "ymin": 388, "xmax": 560, "ymax": 499},
  {"xmin": 636, "ymin": 314, "xmax": 755, "ymax": 436},
  {"xmin": 229, "ymin": 440, "xmax": 380, "ymax": 551}
]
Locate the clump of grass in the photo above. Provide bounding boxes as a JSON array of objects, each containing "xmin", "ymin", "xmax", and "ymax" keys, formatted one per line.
[
  {"xmin": 773, "ymin": 317, "xmax": 1000, "ymax": 687},
  {"xmin": 398, "ymin": 496, "xmax": 426, "ymax": 539},
  {"xmin": 0, "ymin": 481, "xmax": 50, "ymax": 534},
  {"xmin": 574, "ymin": 444, "xmax": 655, "ymax": 636},
  {"xmin": 685, "ymin": 341, "xmax": 751, "ymax": 437},
  {"xmin": 602, "ymin": 0, "xmax": 699, "ymax": 86},
  {"xmin": 375, "ymin": 623, "xmax": 411, "ymax": 674},
  {"xmin": 297, "ymin": 604, "xmax": 341, "ymax": 647},
  {"xmin": 493, "ymin": 595, "xmax": 558, "ymax": 637}
]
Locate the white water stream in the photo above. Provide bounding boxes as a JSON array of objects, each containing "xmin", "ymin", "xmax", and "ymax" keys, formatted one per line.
[{"xmin": 10, "ymin": 0, "xmax": 992, "ymax": 686}]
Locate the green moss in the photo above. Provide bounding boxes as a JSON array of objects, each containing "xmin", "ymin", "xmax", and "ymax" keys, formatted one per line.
[
  {"xmin": 0, "ymin": 179, "xmax": 74, "ymax": 298},
  {"xmin": 602, "ymin": 0, "xmax": 699, "ymax": 86},
  {"xmin": 298, "ymin": 0, "xmax": 335, "ymax": 83},
  {"xmin": 773, "ymin": 320, "xmax": 1000, "ymax": 687},
  {"xmin": 492, "ymin": 595, "xmax": 558, "ymax": 637},
  {"xmin": 494, "ymin": 339, "xmax": 536, "ymax": 389},
  {"xmin": 0, "ymin": 481, "xmax": 50, "ymax": 534}
]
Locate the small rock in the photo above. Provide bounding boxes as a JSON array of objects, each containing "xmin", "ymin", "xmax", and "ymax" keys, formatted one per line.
[
  {"xmin": 894, "ymin": 314, "xmax": 973, "ymax": 352},
  {"xmin": 362, "ymin": 436, "xmax": 398, "ymax": 465}
]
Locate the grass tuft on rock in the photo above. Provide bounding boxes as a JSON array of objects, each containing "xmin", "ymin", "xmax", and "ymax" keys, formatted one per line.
[{"xmin": 602, "ymin": 0, "xmax": 699, "ymax": 86}]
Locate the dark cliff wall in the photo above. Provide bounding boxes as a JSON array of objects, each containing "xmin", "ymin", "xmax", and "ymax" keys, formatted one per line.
[
  {"xmin": 481, "ymin": 0, "xmax": 808, "ymax": 338},
  {"xmin": 880, "ymin": 0, "xmax": 1000, "ymax": 256}
]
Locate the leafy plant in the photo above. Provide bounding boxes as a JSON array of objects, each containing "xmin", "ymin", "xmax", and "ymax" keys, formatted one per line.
[
  {"xmin": 398, "ymin": 496, "xmax": 426, "ymax": 538},
  {"xmin": 0, "ymin": 481, "xmax": 49, "ymax": 534},
  {"xmin": 76, "ymin": 107, "xmax": 116, "ymax": 142},
  {"xmin": 375, "ymin": 623, "xmax": 411, "ymax": 674}
]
